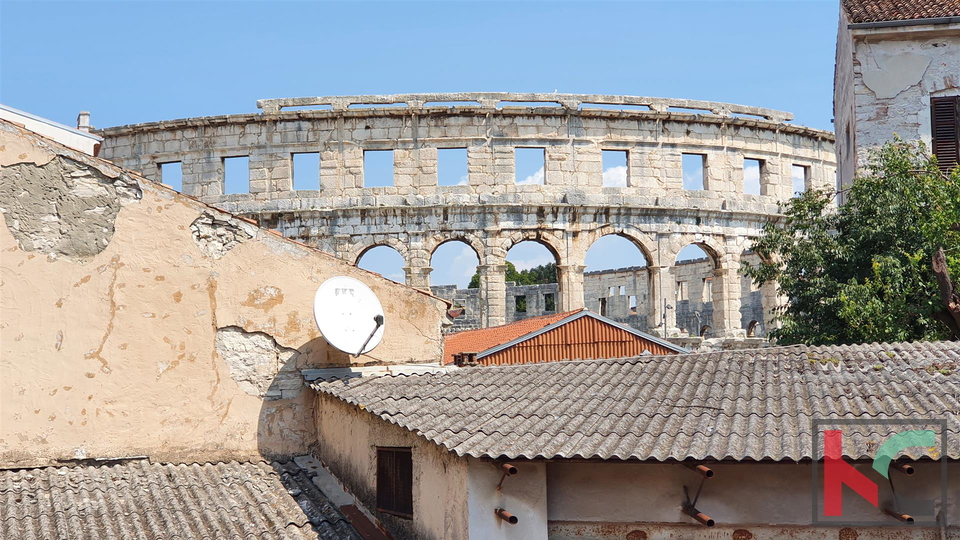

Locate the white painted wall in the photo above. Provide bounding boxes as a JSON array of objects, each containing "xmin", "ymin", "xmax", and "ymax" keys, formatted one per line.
[
  {"xmin": 547, "ymin": 461, "xmax": 959, "ymax": 535},
  {"xmin": 837, "ymin": 21, "xmax": 960, "ymax": 189},
  {"xmin": 467, "ymin": 459, "xmax": 548, "ymax": 540}
]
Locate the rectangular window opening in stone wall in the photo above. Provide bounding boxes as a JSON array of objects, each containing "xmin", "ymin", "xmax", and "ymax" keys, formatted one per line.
[
  {"xmin": 619, "ymin": 285, "xmax": 626, "ymax": 296},
  {"xmin": 931, "ymin": 96, "xmax": 959, "ymax": 173},
  {"xmin": 159, "ymin": 161, "xmax": 182, "ymax": 192},
  {"xmin": 292, "ymin": 152, "xmax": 320, "ymax": 191},
  {"xmin": 629, "ymin": 295, "xmax": 637, "ymax": 314},
  {"xmin": 223, "ymin": 156, "xmax": 249, "ymax": 194},
  {"xmin": 515, "ymin": 147, "xmax": 545, "ymax": 185},
  {"xmin": 598, "ymin": 297, "xmax": 607, "ymax": 316},
  {"xmin": 792, "ymin": 164, "xmax": 809, "ymax": 196},
  {"xmin": 743, "ymin": 158, "xmax": 762, "ymax": 195},
  {"xmin": 438, "ymin": 148, "xmax": 468, "ymax": 186},
  {"xmin": 544, "ymin": 293, "xmax": 556, "ymax": 312},
  {"xmin": 376, "ymin": 447, "xmax": 413, "ymax": 519},
  {"xmin": 677, "ymin": 281, "xmax": 688, "ymax": 301},
  {"xmin": 702, "ymin": 277, "xmax": 713, "ymax": 303},
  {"xmin": 515, "ymin": 295, "xmax": 527, "ymax": 313},
  {"xmin": 602, "ymin": 150, "xmax": 628, "ymax": 187},
  {"xmin": 364, "ymin": 149, "xmax": 395, "ymax": 187},
  {"xmin": 682, "ymin": 153, "xmax": 706, "ymax": 190}
]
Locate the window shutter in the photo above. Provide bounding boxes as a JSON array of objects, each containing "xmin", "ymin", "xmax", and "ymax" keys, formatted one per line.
[
  {"xmin": 376, "ymin": 448, "xmax": 413, "ymax": 518},
  {"xmin": 931, "ymin": 97, "xmax": 959, "ymax": 173}
]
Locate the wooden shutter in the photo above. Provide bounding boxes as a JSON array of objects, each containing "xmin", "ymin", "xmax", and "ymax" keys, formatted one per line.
[
  {"xmin": 931, "ymin": 97, "xmax": 959, "ymax": 173},
  {"xmin": 376, "ymin": 448, "xmax": 413, "ymax": 518}
]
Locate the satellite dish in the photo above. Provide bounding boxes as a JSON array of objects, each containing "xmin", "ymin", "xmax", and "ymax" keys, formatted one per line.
[{"xmin": 314, "ymin": 276, "xmax": 385, "ymax": 356}]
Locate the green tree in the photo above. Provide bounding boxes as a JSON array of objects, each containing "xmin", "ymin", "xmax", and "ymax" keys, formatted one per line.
[
  {"xmin": 468, "ymin": 262, "xmax": 558, "ymax": 288},
  {"xmin": 744, "ymin": 139, "xmax": 960, "ymax": 345}
]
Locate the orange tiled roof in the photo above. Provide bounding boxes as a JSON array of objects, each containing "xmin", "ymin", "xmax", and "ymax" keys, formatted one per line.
[
  {"xmin": 443, "ymin": 309, "xmax": 582, "ymax": 364},
  {"xmin": 842, "ymin": 0, "xmax": 960, "ymax": 23}
]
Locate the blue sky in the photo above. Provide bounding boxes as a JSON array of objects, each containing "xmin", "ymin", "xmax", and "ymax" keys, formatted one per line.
[{"xmin": 1, "ymin": 0, "xmax": 840, "ymax": 287}]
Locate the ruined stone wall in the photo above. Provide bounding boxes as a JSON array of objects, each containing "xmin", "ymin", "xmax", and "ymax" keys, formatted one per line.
[
  {"xmin": 0, "ymin": 121, "xmax": 448, "ymax": 468},
  {"xmin": 97, "ymin": 93, "xmax": 835, "ymax": 338},
  {"xmin": 837, "ymin": 22, "xmax": 960, "ymax": 189}
]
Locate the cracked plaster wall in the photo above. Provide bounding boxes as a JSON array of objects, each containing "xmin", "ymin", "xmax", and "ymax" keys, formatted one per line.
[
  {"xmin": 0, "ymin": 121, "xmax": 448, "ymax": 468},
  {"xmin": 838, "ymin": 24, "xmax": 960, "ymax": 189}
]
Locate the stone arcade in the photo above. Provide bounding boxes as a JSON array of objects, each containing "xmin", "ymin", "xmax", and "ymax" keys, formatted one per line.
[{"xmin": 96, "ymin": 92, "xmax": 837, "ymax": 339}]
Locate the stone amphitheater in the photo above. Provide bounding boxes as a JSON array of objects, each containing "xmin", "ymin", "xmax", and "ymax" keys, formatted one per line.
[{"xmin": 95, "ymin": 92, "xmax": 837, "ymax": 341}]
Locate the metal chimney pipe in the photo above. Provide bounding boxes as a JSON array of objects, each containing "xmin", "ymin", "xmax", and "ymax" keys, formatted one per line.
[
  {"xmin": 682, "ymin": 505, "xmax": 715, "ymax": 527},
  {"xmin": 684, "ymin": 463, "xmax": 714, "ymax": 479},
  {"xmin": 495, "ymin": 508, "xmax": 518, "ymax": 524}
]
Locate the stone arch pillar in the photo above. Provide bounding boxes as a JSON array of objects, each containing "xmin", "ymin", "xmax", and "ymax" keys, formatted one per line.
[
  {"xmin": 761, "ymin": 281, "xmax": 781, "ymax": 336},
  {"xmin": 646, "ymin": 266, "xmax": 664, "ymax": 335},
  {"xmin": 403, "ymin": 240, "xmax": 432, "ymax": 290},
  {"xmin": 556, "ymin": 263, "xmax": 586, "ymax": 312},
  {"xmin": 711, "ymin": 254, "xmax": 746, "ymax": 338},
  {"xmin": 661, "ymin": 266, "xmax": 678, "ymax": 336},
  {"xmin": 478, "ymin": 263, "xmax": 507, "ymax": 327}
]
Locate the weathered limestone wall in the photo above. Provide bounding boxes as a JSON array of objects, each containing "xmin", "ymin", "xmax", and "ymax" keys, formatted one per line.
[
  {"xmin": 0, "ymin": 121, "xmax": 448, "ymax": 468},
  {"xmin": 836, "ymin": 21, "xmax": 960, "ymax": 190},
  {"xmin": 431, "ymin": 255, "xmax": 766, "ymax": 338},
  {"xmin": 97, "ymin": 93, "xmax": 836, "ymax": 337},
  {"xmin": 314, "ymin": 393, "xmax": 470, "ymax": 540}
]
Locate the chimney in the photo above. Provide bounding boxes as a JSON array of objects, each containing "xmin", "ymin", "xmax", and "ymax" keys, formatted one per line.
[{"xmin": 77, "ymin": 111, "xmax": 91, "ymax": 132}]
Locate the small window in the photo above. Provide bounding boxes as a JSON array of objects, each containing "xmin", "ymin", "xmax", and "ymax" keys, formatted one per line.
[
  {"xmin": 159, "ymin": 162, "xmax": 182, "ymax": 192},
  {"xmin": 515, "ymin": 147, "xmax": 545, "ymax": 185},
  {"xmin": 619, "ymin": 285, "xmax": 626, "ymax": 296},
  {"xmin": 364, "ymin": 150, "xmax": 394, "ymax": 187},
  {"xmin": 682, "ymin": 153, "xmax": 705, "ymax": 190},
  {"xmin": 602, "ymin": 150, "xmax": 628, "ymax": 187},
  {"xmin": 676, "ymin": 281, "xmax": 688, "ymax": 301},
  {"xmin": 792, "ymin": 165, "xmax": 808, "ymax": 195},
  {"xmin": 629, "ymin": 295, "xmax": 638, "ymax": 314},
  {"xmin": 377, "ymin": 448, "xmax": 413, "ymax": 519},
  {"xmin": 438, "ymin": 148, "xmax": 468, "ymax": 186},
  {"xmin": 292, "ymin": 152, "xmax": 320, "ymax": 190},
  {"xmin": 223, "ymin": 156, "xmax": 249, "ymax": 194},
  {"xmin": 743, "ymin": 158, "xmax": 762, "ymax": 195},
  {"xmin": 544, "ymin": 293, "xmax": 556, "ymax": 312},
  {"xmin": 515, "ymin": 295, "xmax": 527, "ymax": 313},
  {"xmin": 598, "ymin": 297, "xmax": 607, "ymax": 316},
  {"xmin": 702, "ymin": 277, "xmax": 713, "ymax": 303}
]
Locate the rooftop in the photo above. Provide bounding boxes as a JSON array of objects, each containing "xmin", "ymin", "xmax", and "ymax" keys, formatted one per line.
[
  {"xmin": 0, "ymin": 460, "xmax": 361, "ymax": 540},
  {"xmin": 315, "ymin": 341, "xmax": 960, "ymax": 462},
  {"xmin": 842, "ymin": 0, "xmax": 960, "ymax": 24}
]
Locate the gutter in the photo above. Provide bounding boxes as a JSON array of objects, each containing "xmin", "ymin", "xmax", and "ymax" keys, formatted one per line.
[{"xmin": 849, "ymin": 16, "xmax": 960, "ymax": 29}]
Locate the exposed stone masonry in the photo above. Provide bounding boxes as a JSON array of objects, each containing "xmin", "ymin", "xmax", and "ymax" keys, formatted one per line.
[{"xmin": 96, "ymin": 93, "xmax": 835, "ymax": 338}]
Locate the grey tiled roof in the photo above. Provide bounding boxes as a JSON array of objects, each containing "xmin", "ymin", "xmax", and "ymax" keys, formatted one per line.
[
  {"xmin": 0, "ymin": 460, "xmax": 363, "ymax": 540},
  {"xmin": 313, "ymin": 341, "xmax": 960, "ymax": 462}
]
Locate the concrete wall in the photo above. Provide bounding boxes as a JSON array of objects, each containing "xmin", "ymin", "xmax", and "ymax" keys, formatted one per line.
[
  {"xmin": 836, "ymin": 21, "xmax": 960, "ymax": 189},
  {"xmin": 468, "ymin": 460, "xmax": 547, "ymax": 540},
  {"xmin": 547, "ymin": 461, "xmax": 960, "ymax": 539},
  {"xmin": 0, "ymin": 121, "xmax": 448, "ymax": 468},
  {"xmin": 314, "ymin": 393, "xmax": 470, "ymax": 540},
  {"xmin": 96, "ymin": 92, "xmax": 835, "ymax": 336}
]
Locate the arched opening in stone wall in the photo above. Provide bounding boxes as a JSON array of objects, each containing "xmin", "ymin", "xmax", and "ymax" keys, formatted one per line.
[
  {"xmin": 505, "ymin": 240, "xmax": 560, "ymax": 321},
  {"xmin": 356, "ymin": 245, "xmax": 405, "ymax": 284},
  {"xmin": 740, "ymin": 248, "xmax": 771, "ymax": 337},
  {"xmin": 584, "ymin": 235, "xmax": 650, "ymax": 328},
  {"xmin": 429, "ymin": 240, "xmax": 480, "ymax": 332},
  {"xmin": 672, "ymin": 244, "xmax": 718, "ymax": 338}
]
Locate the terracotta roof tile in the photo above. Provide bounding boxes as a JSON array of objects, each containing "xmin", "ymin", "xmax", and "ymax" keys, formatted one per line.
[
  {"xmin": 443, "ymin": 309, "xmax": 583, "ymax": 363},
  {"xmin": 842, "ymin": 0, "xmax": 960, "ymax": 23}
]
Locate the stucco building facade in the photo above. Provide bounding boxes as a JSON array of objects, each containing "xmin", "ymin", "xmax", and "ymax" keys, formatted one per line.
[{"xmin": 834, "ymin": 0, "xmax": 960, "ymax": 197}]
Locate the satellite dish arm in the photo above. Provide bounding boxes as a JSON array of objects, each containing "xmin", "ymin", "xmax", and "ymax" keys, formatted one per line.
[{"xmin": 356, "ymin": 314, "xmax": 385, "ymax": 357}]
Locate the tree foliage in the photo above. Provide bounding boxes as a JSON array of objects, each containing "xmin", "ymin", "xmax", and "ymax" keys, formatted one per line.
[
  {"xmin": 744, "ymin": 140, "xmax": 960, "ymax": 345},
  {"xmin": 468, "ymin": 262, "xmax": 558, "ymax": 289}
]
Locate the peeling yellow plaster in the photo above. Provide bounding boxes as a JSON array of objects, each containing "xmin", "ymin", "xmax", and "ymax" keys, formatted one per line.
[{"xmin": 0, "ymin": 122, "xmax": 448, "ymax": 468}]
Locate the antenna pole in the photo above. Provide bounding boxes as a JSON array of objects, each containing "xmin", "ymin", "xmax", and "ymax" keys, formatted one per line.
[{"xmin": 356, "ymin": 314, "xmax": 385, "ymax": 357}]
